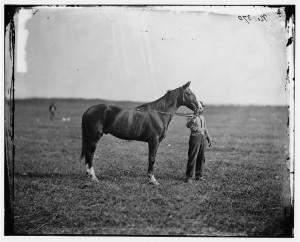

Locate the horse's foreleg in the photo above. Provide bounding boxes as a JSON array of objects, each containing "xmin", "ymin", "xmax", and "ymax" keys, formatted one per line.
[{"xmin": 148, "ymin": 140, "xmax": 159, "ymax": 185}]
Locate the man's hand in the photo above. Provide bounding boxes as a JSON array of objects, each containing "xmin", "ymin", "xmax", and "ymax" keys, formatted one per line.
[{"xmin": 207, "ymin": 138, "xmax": 212, "ymax": 147}]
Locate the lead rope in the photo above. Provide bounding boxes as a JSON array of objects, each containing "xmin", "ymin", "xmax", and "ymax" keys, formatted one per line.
[
  {"xmin": 175, "ymin": 112, "xmax": 194, "ymax": 117},
  {"xmin": 135, "ymin": 108, "xmax": 194, "ymax": 117}
]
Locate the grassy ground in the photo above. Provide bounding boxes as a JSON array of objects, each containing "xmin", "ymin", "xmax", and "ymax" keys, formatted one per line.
[{"xmin": 8, "ymin": 99, "xmax": 291, "ymax": 236}]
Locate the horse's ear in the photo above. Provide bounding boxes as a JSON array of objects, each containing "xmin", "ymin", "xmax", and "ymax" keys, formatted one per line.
[{"xmin": 182, "ymin": 81, "xmax": 191, "ymax": 90}]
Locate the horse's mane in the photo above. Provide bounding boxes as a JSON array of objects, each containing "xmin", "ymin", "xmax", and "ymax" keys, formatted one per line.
[{"xmin": 136, "ymin": 88, "xmax": 180, "ymax": 111}]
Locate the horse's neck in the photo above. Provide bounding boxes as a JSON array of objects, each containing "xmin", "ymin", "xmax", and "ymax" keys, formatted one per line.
[
  {"xmin": 139, "ymin": 94, "xmax": 180, "ymax": 115},
  {"xmin": 136, "ymin": 94, "xmax": 180, "ymax": 129},
  {"xmin": 162, "ymin": 104, "xmax": 179, "ymax": 115}
]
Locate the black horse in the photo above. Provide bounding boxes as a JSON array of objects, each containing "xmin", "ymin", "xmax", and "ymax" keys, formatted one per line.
[{"xmin": 81, "ymin": 81, "xmax": 202, "ymax": 185}]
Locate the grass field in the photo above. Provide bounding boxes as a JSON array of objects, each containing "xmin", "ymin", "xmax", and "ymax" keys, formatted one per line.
[{"xmin": 7, "ymin": 98, "xmax": 291, "ymax": 236}]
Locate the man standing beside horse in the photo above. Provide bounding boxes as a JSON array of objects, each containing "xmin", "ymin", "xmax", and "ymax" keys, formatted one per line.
[{"xmin": 185, "ymin": 103, "xmax": 212, "ymax": 183}]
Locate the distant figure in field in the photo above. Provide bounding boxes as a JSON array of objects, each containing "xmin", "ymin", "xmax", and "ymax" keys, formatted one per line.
[
  {"xmin": 49, "ymin": 102, "xmax": 56, "ymax": 121},
  {"xmin": 185, "ymin": 104, "xmax": 212, "ymax": 183}
]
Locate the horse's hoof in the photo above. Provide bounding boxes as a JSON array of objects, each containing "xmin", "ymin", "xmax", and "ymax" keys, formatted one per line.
[
  {"xmin": 80, "ymin": 183, "xmax": 90, "ymax": 189},
  {"xmin": 148, "ymin": 180, "xmax": 159, "ymax": 185},
  {"xmin": 148, "ymin": 174, "xmax": 159, "ymax": 185},
  {"xmin": 92, "ymin": 177, "xmax": 99, "ymax": 183}
]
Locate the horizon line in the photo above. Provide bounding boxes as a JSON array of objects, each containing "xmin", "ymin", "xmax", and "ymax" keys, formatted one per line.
[{"xmin": 12, "ymin": 97, "xmax": 288, "ymax": 107}]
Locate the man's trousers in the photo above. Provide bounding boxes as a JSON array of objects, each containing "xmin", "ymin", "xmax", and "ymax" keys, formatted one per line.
[{"xmin": 186, "ymin": 133, "xmax": 205, "ymax": 179}]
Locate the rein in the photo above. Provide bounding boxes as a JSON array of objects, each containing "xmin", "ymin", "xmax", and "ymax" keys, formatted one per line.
[
  {"xmin": 174, "ymin": 112, "xmax": 194, "ymax": 117},
  {"xmin": 135, "ymin": 108, "xmax": 194, "ymax": 117}
]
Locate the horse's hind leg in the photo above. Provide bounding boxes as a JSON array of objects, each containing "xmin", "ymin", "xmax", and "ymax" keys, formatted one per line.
[
  {"xmin": 85, "ymin": 144, "xmax": 98, "ymax": 182},
  {"xmin": 85, "ymin": 133, "xmax": 102, "ymax": 182}
]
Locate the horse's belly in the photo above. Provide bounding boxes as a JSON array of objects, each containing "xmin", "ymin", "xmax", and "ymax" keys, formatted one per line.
[
  {"xmin": 106, "ymin": 125, "xmax": 144, "ymax": 141},
  {"xmin": 108, "ymin": 130, "xmax": 133, "ymax": 140}
]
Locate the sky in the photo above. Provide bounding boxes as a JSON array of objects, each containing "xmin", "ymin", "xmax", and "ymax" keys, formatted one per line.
[{"xmin": 10, "ymin": 6, "xmax": 288, "ymax": 105}]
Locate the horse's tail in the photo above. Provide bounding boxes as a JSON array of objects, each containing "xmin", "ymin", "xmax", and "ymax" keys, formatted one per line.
[{"xmin": 80, "ymin": 117, "xmax": 87, "ymax": 160}]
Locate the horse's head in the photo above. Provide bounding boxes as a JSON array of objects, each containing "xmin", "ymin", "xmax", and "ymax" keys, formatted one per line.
[{"xmin": 180, "ymin": 81, "xmax": 203, "ymax": 112}]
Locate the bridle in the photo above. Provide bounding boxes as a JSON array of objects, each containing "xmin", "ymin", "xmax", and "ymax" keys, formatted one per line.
[{"xmin": 182, "ymin": 89, "xmax": 199, "ymax": 113}]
